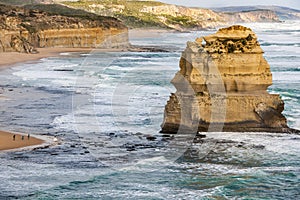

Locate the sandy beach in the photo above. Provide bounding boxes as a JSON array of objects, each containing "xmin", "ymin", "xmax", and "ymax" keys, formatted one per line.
[
  {"xmin": 0, "ymin": 42, "xmax": 130, "ymax": 151},
  {"xmin": 0, "ymin": 47, "xmax": 93, "ymax": 69},
  {"xmin": 0, "ymin": 29, "xmax": 174, "ymax": 70},
  {"xmin": 0, "ymin": 130, "xmax": 44, "ymax": 151},
  {"xmin": 0, "ymin": 30, "xmax": 170, "ymax": 151},
  {"xmin": 0, "ymin": 47, "xmax": 88, "ymax": 151}
]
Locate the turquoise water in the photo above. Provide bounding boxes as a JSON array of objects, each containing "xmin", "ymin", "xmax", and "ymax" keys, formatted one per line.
[{"xmin": 0, "ymin": 21, "xmax": 299, "ymax": 199}]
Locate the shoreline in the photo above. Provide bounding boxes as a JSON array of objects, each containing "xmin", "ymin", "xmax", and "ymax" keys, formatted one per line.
[
  {"xmin": 0, "ymin": 28, "xmax": 178, "ymax": 69},
  {"xmin": 0, "ymin": 47, "xmax": 93, "ymax": 70},
  {"xmin": 0, "ymin": 130, "xmax": 54, "ymax": 151},
  {"xmin": 0, "ymin": 47, "xmax": 92, "ymax": 152},
  {"xmin": 0, "ymin": 29, "xmax": 174, "ymax": 152}
]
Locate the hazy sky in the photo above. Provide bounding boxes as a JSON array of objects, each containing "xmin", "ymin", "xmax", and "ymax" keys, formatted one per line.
[{"xmin": 158, "ymin": 0, "xmax": 300, "ymax": 10}]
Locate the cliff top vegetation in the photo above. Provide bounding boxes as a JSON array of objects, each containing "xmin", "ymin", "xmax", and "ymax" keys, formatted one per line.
[{"xmin": 0, "ymin": 3, "xmax": 126, "ymax": 32}]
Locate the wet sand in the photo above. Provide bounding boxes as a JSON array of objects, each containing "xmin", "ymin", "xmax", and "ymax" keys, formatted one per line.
[
  {"xmin": 0, "ymin": 47, "xmax": 93, "ymax": 69},
  {"xmin": 0, "ymin": 48, "xmax": 81, "ymax": 150},
  {"xmin": 0, "ymin": 29, "xmax": 174, "ymax": 69},
  {"xmin": 0, "ymin": 29, "xmax": 171, "ymax": 151},
  {"xmin": 0, "ymin": 130, "xmax": 44, "ymax": 151}
]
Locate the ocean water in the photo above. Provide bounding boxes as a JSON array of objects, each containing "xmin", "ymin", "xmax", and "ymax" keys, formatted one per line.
[{"xmin": 0, "ymin": 21, "xmax": 299, "ymax": 199}]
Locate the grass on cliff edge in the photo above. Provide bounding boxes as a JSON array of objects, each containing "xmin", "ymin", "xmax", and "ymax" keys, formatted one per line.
[
  {"xmin": 62, "ymin": 0, "xmax": 175, "ymax": 29},
  {"xmin": 24, "ymin": 4, "xmax": 127, "ymax": 29},
  {"xmin": 0, "ymin": 0, "xmax": 40, "ymax": 6}
]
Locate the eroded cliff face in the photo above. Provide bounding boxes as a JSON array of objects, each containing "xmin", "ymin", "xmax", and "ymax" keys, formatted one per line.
[
  {"xmin": 161, "ymin": 25, "xmax": 297, "ymax": 133},
  {"xmin": 222, "ymin": 10, "xmax": 279, "ymax": 23},
  {"xmin": 140, "ymin": 5, "xmax": 225, "ymax": 29},
  {"xmin": 62, "ymin": 1, "xmax": 280, "ymax": 31},
  {"xmin": 140, "ymin": 5, "xmax": 279, "ymax": 29},
  {"xmin": 0, "ymin": 4, "xmax": 128, "ymax": 53}
]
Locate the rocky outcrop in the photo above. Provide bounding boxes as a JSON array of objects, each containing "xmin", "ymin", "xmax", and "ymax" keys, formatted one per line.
[
  {"xmin": 161, "ymin": 25, "xmax": 298, "ymax": 133},
  {"xmin": 213, "ymin": 6, "xmax": 300, "ymax": 21},
  {"xmin": 141, "ymin": 5, "xmax": 279, "ymax": 29},
  {"xmin": 0, "ymin": 4, "xmax": 129, "ymax": 53},
  {"xmin": 140, "ymin": 5, "xmax": 225, "ymax": 29},
  {"xmin": 62, "ymin": 1, "xmax": 281, "ymax": 31},
  {"xmin": 222, "ymin": 10, "xmax": 279, "ymax": 23}
]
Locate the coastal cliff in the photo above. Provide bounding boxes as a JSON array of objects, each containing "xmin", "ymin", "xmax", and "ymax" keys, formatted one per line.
[
  {"xmin": 62, "ymin": 0, "xmax": 280, "ymax": 30},
  {"xmin": 0, "ymin": 4, "xmax": 128, "ymax": 53},
  {"xmin": 161, "ymin": 25, "xmax": 298, "ymax": 133},
  {"xmin": 213, "ymin": 6, "xmax": 300, "ymax": 21},
  {"xmin": 222, "ymin": 10, "xmax": 280, "ymax": 23}
]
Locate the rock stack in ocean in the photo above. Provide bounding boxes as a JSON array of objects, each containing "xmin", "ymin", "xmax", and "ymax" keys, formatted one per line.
[{"xmin": 161, "ymin": 25, "xmax": 297, "ymax": 133}]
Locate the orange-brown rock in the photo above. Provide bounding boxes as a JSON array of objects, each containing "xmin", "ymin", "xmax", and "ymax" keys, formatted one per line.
[
  {"xmin": 0, "ymin": 4, "xmax": 129, "ymax": 53},
  {"xmin": 161, "ymin": 25, "xmax": 298, "ymax": 133}
]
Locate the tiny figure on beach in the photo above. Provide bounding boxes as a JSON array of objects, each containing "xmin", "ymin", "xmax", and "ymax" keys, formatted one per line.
[
  {"xmin": 13, "ymin": 134, "xmax": 16, "ymax": 141},
  {"xmin": 27, "ymin": 134, "xmax": 30, "ymax": 140},
  {"xmin": 53, "ymin": 136, "xmax": 58, "ymax": 142},
  {"xmin": 21, "ymin": 135, "xmax": 24, "ymax": 140}
]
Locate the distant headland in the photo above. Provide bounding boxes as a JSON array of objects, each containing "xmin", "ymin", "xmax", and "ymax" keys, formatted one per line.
[
  {"xmin": 57, "ymin": 0, "xmax": 300, "ymax": 31},
  {"xmin": 1, "ymin": 1, "xmax": 299, "ymax": 55},
  {"xmin": 2, "ymin": 0, "xmax": 300, "ymax": 32}
]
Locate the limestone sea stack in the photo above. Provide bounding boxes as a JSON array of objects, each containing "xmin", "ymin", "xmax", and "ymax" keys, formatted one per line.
[{"xmin": 161, "ymin": 25, "xmax": 299, "ymax": 134}]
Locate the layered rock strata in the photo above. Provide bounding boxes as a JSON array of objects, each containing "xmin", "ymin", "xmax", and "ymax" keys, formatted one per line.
[
  {"xmin": 161, "ymin": 25, "xmax": 298, "ymax": 133},
  {"xmin": 0, "ymin": 4, "xmax": 128, "ymax": 53},
  {"xmin": 63, "ymin": 0, "xmax": 280, "ymax": 31}
]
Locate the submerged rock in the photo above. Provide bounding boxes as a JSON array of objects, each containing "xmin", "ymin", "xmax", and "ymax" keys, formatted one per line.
[{"xmin": 161, "ymin": 25, "xmax": 299, "ymax": 133}]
